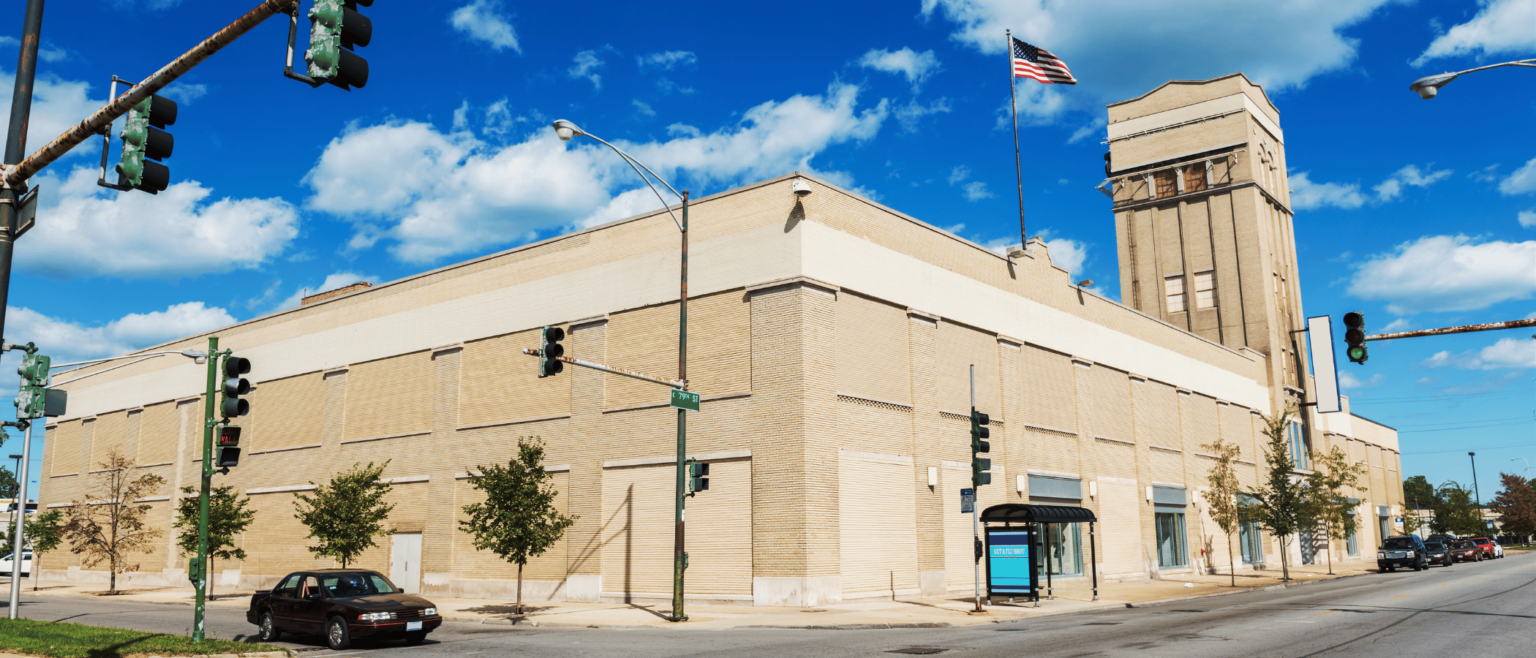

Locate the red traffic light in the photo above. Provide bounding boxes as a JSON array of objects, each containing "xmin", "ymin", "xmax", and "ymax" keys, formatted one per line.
[{"xmin": 218, "ymin": 426, "xmax": 242, "ymax": 447}]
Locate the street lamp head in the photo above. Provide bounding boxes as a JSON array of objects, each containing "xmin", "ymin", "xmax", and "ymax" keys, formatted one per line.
[
  {"xmin": 180, "ymin": 350, "xmax": 208, "ymax": 364},
  {"xmin": 1409, "ymin": 73, "xmax": 1457, "ymax": 99},
  {"xmin": 552, "ymin": 119, "xmax": 585, "ymax": 141},
  {"xmin": 1076, "ymin": 279, "xmax": 1094, "ymax": 288}
]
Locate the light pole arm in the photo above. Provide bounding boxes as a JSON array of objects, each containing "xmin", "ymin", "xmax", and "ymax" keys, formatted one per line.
[
  {"xmin": 49, "ymin": 350, "xmax": 208, "ymax": 387},
  {"xmin": 580, "ymin": 132, "xmax": 685, "ymax": 232},
  {"xmin": 1452, "ymin": 59, "xmax": 1536, "ymax": 76}
]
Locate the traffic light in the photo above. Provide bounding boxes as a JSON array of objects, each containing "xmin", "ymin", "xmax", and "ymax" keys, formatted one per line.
[
  {"xmin": 215, "ymin": 426, "xmax": 242, "ymax": 468},
  {"xmin": 689, "ymin": 460, "xmax": 709, "ymax": 493},
  {"xmin": 306, "ymin": 0, "xmax": 373, "ymax": 90},
  {"xmin": 1103, "ymin": 152, "xmax": 1112, "ymax": 176},
  {"xmin": 15, "ymin": 352, "xmax": 65, "ymax": 420},
  {"xmin": 1343, "ymin": 312, "xmax": 1368, "ymax": 364},
  {"xmin": 538, "ymin": 326, "xmax": 565, "ymax": 377},
  {"xmin": 221, "ymin": 355, "xmax": 251, "ymax": 418},
  {"xmin": 116, "ymin": 94, "xmax": 177, "ymax": 194},
  {"xmin": 970, "ymin": 408, "xmax": 991, "ymax": 487}
]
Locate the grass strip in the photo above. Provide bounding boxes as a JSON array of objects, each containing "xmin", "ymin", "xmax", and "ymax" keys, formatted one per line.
[{"xmin": 0, "ymin": 618, "xmax": 286, "ymax": 658}]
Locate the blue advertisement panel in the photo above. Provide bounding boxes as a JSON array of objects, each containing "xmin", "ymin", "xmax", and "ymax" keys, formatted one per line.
[{"xmin": 986, "ymin": 527, "xmax": 1036, "ymax": 597}]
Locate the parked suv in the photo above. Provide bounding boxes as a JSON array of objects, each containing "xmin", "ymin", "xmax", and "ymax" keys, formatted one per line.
[
  {"xmin": 1378, "ymin": 535, "xmax": 1429, "ymax": 572},
  {"xmin": 1422, "ymin": 541, "xmax": 1453, "ymax": 567}
]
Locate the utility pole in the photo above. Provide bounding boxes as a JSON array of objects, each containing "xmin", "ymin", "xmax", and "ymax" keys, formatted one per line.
[
  {"xmin": 1468, "ymin": 452, "xmax": 1480, "ymax": 507},
  {"xmin": 0, "ymin": 0, "xmax": 45, "ymax": 347},
  {"xmin": 971, "ymin": 365, "xmax": 982, "ymax": 613},
  {"xmin": 193, "ymin": 336, "xmax": 221, "ymax": 642}
]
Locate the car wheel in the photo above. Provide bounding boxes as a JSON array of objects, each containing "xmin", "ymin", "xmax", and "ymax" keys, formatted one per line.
[
  {"xmin": 257, "ymin": 611, "xmax": 281, "ymax": 642},
  {"xmin": 326, "ymin": 617, "xmax": 351, "ymax": 651},
  {"xmin": 404, "ymin": 632, "xmax": 427, "ymax": 645}
]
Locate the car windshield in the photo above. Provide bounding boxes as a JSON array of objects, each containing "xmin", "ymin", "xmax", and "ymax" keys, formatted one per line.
[
  {"xmin": 320, "ymin": 573, "xmax": 399, "ymax": 598},
  {"xmin": 1454, "ymin": 541, "xmax": 1475, "ymax": 548},
  {"xmin": 1381, "ymin": 538, "xmax": 1416, "ymax": 550},
  {"xmin": 1424, "ymin": 542, "xmax": 1443, "ymax": 550}
]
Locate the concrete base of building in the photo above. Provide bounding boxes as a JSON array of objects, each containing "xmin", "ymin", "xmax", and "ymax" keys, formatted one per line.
[
  {"xmin": 752, "ymin": 576, "xmax": 842, "ymax": 607},
  {"xmin": 919, "ymin": 570, "xmax": 947, "ymax": 597}
]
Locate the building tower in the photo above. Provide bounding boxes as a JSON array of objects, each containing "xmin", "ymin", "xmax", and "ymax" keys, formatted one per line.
[{"xmin": 1104, "ymin": 73, "xmax": 1307, "ymax": 419}]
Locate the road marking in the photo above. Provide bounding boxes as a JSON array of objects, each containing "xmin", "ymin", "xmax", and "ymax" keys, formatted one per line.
[
  {"xmin": 1439, "ymin": 584, "xmax": 1448, "ymax": 587},
  {"xmin": 1390, "ymin": 594, "xmax": 1408, "ymax": 599},
  {"xmin": 1316, "ymin": 610, "xmax": 1336, "ymax": 616}
]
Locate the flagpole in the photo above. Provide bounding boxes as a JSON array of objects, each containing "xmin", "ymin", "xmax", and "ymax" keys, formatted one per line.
[{"xmin": 1007, "ymin": 29, "xmax": 1026, "ymax": 248}]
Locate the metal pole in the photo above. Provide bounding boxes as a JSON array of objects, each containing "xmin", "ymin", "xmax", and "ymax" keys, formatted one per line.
[
  {"xmin": 1090, "ymin": 521, "xmax": 1097, "ymax": 601},
  {"xmin": 1, "ymin": 0, "xmax": 295, "ymax": 189},
  {"xmin": 671, "ymin": 192, "xmax": 689, "ymax": 622},
  {"xmin": 1045, "ymin": 523, "xmax": 1052, "ymax": 600},
  {"xmin": 6, "ymin": 422, "xmax": 33, "ymax": 619},
  {"xmin": 1005, "ymin": 29, "xmax": 1025, "ymax": 247},
  {"xmin": 1366, "ymin": 318, "xmax": 1536, "ymax": 343},
  {"xmin": 1468, "ymin": 452, "xmax": 1480, "ymax": 506},
  {"xmin": 971, "ymin": 365, "xmax": 983, "ymax": 612},
  {"xmin": 193, "ymin": 336, "xmax": 219, "ymax": 641},
  {"xmin": 0, "ymin": 0, "xmax": 45, "ymax": 352}
]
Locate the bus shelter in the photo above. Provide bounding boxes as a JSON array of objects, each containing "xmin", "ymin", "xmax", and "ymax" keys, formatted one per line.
[{"xmin": 981, "ymin": 504, "xmax": 1098, "ymax": 604}]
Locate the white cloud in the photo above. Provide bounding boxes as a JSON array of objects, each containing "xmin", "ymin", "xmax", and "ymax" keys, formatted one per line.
[
  {"xmin": 1470, "ymin": 164, "xmax": 1501, "ymax": 183},
  {"xmin": 449, "ymin": 0, "xmax": 521, "ymax": 53},
  {"xmin": 633, "ymin": 99, "xmax": 656, "ymax": 117},
  {"xmin": 304, "ymin": 82, "xmax": 889, "ymax": 263},
  {"xmin": 961, "ymin": 181, "xmax": 994, "ymax": 201},
  {"xmin": 1381, "ymin": 317, "xmax": 1412, "ymax": 332},
  {"xmin": 1372, "ymin": 164, "xmax": 1452, "ymax": 201},
  {"xmin": 273, "ymin": 272, "xmax": 380, "ymax": 312},
  {"xmin": 0, "ymin": 68, "xmax": 102, "ymax": 161},
  {"xmin": 857, "ymin": 48, "xmax": 942, "ymax": 90},
  {"xmin": 995, "ymin": 80, "xmax": 1070, "ymax": 129},
  {"xmin": 6, "ymin": 302, "xmax": 234, "ymax": 365},
  {"xmin": 1423, "ymin": 337, "xmax": 1536, "ymax": 370},
  {"xmin": 1413, "ymin": 0, "xmax": 1536, "ymax": 66},
  {"xmin": 18, "ymin": 166, "xmax": 299, "ymax": 279},
  {"xmin": 569, "ymin": 50, "xmax": 606, "ymax": 90},
  {"xmin": 894, "ymin": 97, "xmax": 951, "ymax": 133},
  {"xmin": 1339, "ymin": 371, "xmax": 1386, "ymax": 389},
  {"xmin": 1289, "ymin": 171, "xmax": 1366, "ymax": 210},
  {"xmin": 1519, "ymin": 209, "xmax": 1536, "ymax": 228},
  {"xmin": 1500, "ymin": 157, "xmax": 1536, "ymax": 195},
  {"xmin": 1041, "ymin": 236, "xmax": 1087, "ymax": 277},
  {"xmin": 637, "ymin": 51, "xmax": 697, "ymax": 71},
  {"xmin": 947, "ymin": 166, "xmax": 971, "ymax": 185},
  {"xmin": 160, "ymin": 82, "xmax": 208, "ymax": 105},
  {"xmin": 923, "ymin": 0, "xmax": 1397, "ymax": 124},
  {"xmin": 37, "ymin": 44, "xmax": 67, "ymax": 63},
  {"xmin": 1068, "ymin": 117, "xmax": 1108, "ymax": 144},
  {"xmin": 1348, "ymin": 235, "xmax": 1536, "ymax": 313}
]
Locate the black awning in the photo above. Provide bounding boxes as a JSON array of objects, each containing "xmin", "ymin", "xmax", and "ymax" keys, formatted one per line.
[{"xmin": 981, "ymin": 504, "xmax": 1097, "ymax": 524}]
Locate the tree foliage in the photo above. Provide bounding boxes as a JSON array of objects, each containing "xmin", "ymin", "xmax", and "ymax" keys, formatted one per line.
[
  {"xmin": 1487, "ymin": 473, "xmax": 1536, "ymax": 538},
  {"xmin": 59, "ymin": 450, "xmax": 166, "ymax": 593},
  {"xmin": 1403, "ymin": 475, "xmax": 1435, "ymax": 511},
  {"xmin": 1431, "ymin": 481, "xmax": 1483, "ymax": 537},
  {"xmin": 293, "ymin": 461, "xmax": 395, "ymax": 569},
  {"xmin": 2, "ymin": 509, "xmax": 64, "ymax": 557},
  {"xmin": 460, "ymin": 437, "xmax": 577, "ymax": 613},
  {"xmin": 1303, "ymin": 445, "xmax": 1369, "ymax": 574},
  {"xmin": 1247, "ymin": 407, "xmax": 1304, "ymax": 581},
  {"xmin": 1199, "ymin": 437, "xmax": 1242, "ymax": 586},
  {"xmin": 173, "ymin": 485, "xmax": 256, "ymax": 597}
]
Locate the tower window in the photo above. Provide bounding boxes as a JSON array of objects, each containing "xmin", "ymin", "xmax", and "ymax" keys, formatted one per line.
[
  {"xmin": 1194, "ymin": 270, "xmax": 1217, "ymax": 309},
  {"xmin": 1184, "ymin": 165, "xmax": 1208, "ymax": 193},
  {"xmin": 1154, "ymin": 170, "xmax": 1177, "ymax": 199},
  {"xmin": 1164, "ymin": 275, "xmax": 1187, "ymax": 314}
]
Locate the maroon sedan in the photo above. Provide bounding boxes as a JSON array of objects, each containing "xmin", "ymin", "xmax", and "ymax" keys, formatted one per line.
[{"xmin": 248, "ymin": 570, "xmax": 441, "ymax": 649}]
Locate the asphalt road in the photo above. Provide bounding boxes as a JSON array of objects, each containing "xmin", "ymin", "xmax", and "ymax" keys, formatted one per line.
[{"xmin": 10, "ymin": 552, "xmax": 1536, "ymax": 657}]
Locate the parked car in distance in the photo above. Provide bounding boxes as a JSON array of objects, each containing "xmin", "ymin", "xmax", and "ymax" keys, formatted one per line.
[
  {"xmin": 1470, "ymin": 537, "xmax": 1502, "ymax": 560},
  {"xmin": 247, "ymin": 570, "xmax": 441, "ymax": 650},
  {"xmin": 0, "ymin": 550, "xmax": 31, "ymax": 576},
  {"xmin": 1449, "ymin": 540, "xmax": 1482, "ymax": 563},
  {"xmin": 1377, "ymin": 535, "xmax": 1429, "ymax": 572},
  {"xmin": 1422, "ymin": 541, "xmax": 1452, "ymax": 567},
  {"xmin": 1426, "ymin": 534, "xmax": 1459, "ymax": 546}
]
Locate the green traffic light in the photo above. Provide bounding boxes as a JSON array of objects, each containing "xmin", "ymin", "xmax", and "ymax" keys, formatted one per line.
[{"xmin": 1348, "ymin": 346, "xmax": 1367, "ymax": 363}]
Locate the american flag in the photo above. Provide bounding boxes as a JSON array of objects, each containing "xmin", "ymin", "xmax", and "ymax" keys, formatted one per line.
[{"xmin": 1012, "ymin": 38, "xmax": 1076, "ymax": 85}]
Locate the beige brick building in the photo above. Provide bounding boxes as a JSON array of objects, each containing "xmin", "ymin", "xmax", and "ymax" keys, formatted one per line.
[{"xmin": 35, "ymin": 73, "xmax": 1402, "ymax": 605}]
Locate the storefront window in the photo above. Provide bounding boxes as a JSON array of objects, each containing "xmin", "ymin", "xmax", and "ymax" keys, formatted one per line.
[
  {"xmin": 1346, "ymin": 527, "xmax": 1358, "ymax": 556},
  {"xmin": 1156, "ymin": 512, "xmax": 1187, "ymax": 567}
]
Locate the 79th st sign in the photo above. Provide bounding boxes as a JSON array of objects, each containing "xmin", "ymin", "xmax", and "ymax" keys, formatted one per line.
[{"xmin": 671, "ymin": 388, "xmax": 701, "ymax": 412}]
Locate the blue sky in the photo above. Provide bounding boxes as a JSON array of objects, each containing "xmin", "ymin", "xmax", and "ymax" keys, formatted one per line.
[{"xmin": 1, "ymin": 0, "xmax": 1533, "ymax": 503}]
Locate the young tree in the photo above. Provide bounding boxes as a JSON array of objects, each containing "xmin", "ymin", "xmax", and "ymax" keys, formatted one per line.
[
  {"xmin": 294, "ymin": 461, "xmax": 394, "ymax": 568},
  {"xmin": 172, "ymin": 485, "xmax": 256, "ymax": 599},
  {"xmin": 1247, "ymin": 408, "xmax": 1305, "ymax": 581},
  {"xmin": 1303, "ymin": 445, "xmax": 1368, "ymax": 575},
  {"xmin": 59, "ymin": 450, "xmax": 167, "ymax": 594},
  {"xmin": 460, "ymin": 437, "xmax": 578, "ymax": 614},
  {"xmin": 1199, "ymin": 437, "xmax": 1242, "ymax": 587},
  {"xmin": 25, "ymin": 509, "xmax": 64, "ymax": 591},
  {"xmin": 1432, "ymin": 481, "xmax": 1483, "ymax": 537},
  {"xmin": 1403, "ymin": 475, "xmax": 1435, "ymax": 515},
  {"xmin": 1487, "ymin": 473, "xmax": 1536, "ymax": 540}
]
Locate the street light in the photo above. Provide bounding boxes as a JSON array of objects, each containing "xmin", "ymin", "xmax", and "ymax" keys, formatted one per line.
[
  {"xmin": 1409, "ymin": 59, "xmax": 1536, "ymax": 99},
  {"xmin": 1513, "ymin": 458, "xmax": 1531, "ymax": 480},
  {"xmin": 551, "ymin": 119, "xmax": 693, "ymax": 622}
]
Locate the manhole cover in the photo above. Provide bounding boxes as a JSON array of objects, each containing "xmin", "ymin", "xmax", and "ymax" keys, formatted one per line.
[{"xmin": 887, "ymin": 649, "xmax": 950, "ymax": 655}]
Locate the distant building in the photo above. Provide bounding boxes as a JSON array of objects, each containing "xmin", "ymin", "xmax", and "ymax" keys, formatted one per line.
[{"xmin": 37, "ymin": 74, "xmax": 1402, "ymax": 603}]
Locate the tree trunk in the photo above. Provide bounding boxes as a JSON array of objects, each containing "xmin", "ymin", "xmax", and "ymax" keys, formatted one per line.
[
  {"xmin": 1227, "ymin": 533, "xmax": 1235, "ymax": 587},
  {"xmin": 1325, "ymin": 528, "xmax": 1334, "ymax": 576},
  {"xmin": 516, "ymin": 563, "xmax": 524, "ymax": 615},
  {"xmin": 110, "ymin": 569, "xmax": 117, "ymax": 594}
]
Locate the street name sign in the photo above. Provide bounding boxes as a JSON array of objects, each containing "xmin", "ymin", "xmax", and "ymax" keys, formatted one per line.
[{"xmin": 671, "ymin": 389, "xmax": 700, "ymax": 412}]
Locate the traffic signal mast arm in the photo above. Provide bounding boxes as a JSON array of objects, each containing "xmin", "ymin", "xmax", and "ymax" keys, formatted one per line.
[
  {"xmin": 0, "ymin": 0, "xmax": 297, "ymax": 189},
  {"xmin": 521, "ymin": 348, "xmax": 688, "ymax": 390},
  {"xmin": 1365, "ymin": 318, "xmax": 1536, "ymax": 342}
]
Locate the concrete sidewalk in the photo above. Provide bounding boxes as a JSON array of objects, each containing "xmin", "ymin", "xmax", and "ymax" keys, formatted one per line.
[{"xmin": 4, "ymin": 561, "xmax": 1380, "ymax": 630}]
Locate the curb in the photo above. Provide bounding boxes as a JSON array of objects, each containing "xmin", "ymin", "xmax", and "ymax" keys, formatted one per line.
[
  {"xmin": 739, "ymin": 623, "xmax": 953, "ymax": 630},
  {"xmin": 1124, "ymin": 571, "xmax": 1374, "ymax": 609}
]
